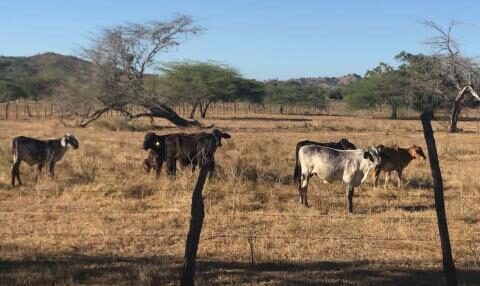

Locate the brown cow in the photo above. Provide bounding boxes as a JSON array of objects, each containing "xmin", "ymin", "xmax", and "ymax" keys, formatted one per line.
[
  {"xmin": 374, "ymin": 145, "xmax": 426, "ymax": 188},
  {"xmin": 143, "ymin": 149, "xmax": 160, "ymax": 174}
]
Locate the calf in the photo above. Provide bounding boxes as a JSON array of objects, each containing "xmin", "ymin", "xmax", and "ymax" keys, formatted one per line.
[
  {"xmin": 293, "ymin": 138, "xmax": 356, "ymax": 186},
  {"xmin": 11, "ymin": 134, "xmax": 79, "ymax": 186},
  {"xmin": 373, "ymin": 145, "xmax": 426, "ymax": 188},
  {"xmin": 142, "ymin": 132, "xmax": 183, "ymax": 177},
  {"xmin": 143, "ymin": 149, "xmax": 160, "ymax": 174},
  {"xmin": 165, "ymin": 129, "xmax": 231, "ymax": 178},
  {"xmin": 298, "ymin": 145, "xmax": 383, "ymax": 213}
]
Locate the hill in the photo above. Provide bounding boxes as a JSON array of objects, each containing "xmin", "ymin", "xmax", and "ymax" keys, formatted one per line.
[
  {"xmin": 0, "ymin": 52, "xmax": 91, "ymax": 101},
  {"xmin": 288, "ymin": 73, "xmax": 362, "ymax": 88}
]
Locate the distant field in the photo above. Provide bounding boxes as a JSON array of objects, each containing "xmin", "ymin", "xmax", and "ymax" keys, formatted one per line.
[{"xmin": 0, "ymin": 114, "xmax": 479, "ymax": 285}]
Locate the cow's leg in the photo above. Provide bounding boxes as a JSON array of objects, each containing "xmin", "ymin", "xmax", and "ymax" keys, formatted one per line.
[
  {"xmin": 11, "ymin": 161, "xmax": 21, "ymax": 187},
  {"xmin": 299, "ymin": 173, "xmax": 310, "ymax": 207},
  {"xmin": 397, "ymin": 169, "xmax": 403, "ymax": 188},
  {"xmin": 155, "ymin": 160, "xmax": 163, "ymax": 178},
  {"xmin": 192, "ymin": 159, "xmax": 197, "ymax": 173},
  {"xmin": 209, "ymin": 160, "xmax": 215, "ymax": 179},
  {"xmin": 35, "ymin": 163, "xmax": 43, "ymax": 184},
  {"xmin": 373, "ymin": 168, "xmax": 381, "ymax": 188},
  {"xmin": 346, "ymin": 184, "xmax": 355, "ymax": 213},
  {"xmin": 166, "ymin": 158, "xmax": 176, "ymax": 178},
  {"xmin": 48, "ymin": 162, "xmax": 55, "ymax": 179},
  {"xmin": 384, "ymin": 172, "xmax": 390, "ymax": 189},
  {"xmin": 143, "ymin": 159, "xmax": 152, "ymax": 174}
]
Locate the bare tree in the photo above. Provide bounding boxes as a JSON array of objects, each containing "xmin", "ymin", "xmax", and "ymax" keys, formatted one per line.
[
  {"xmin": 76, "ymin": 15, "xmax": 204, "ymax": 127},
  {"xmin": 422, "ymin": 20, "xmax": 480, "ymax": 132}
]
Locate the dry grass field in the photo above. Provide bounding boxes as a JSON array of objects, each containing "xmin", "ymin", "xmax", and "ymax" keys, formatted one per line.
[{"xmin": 0, "ymin": 114, "xmax": 479, "ymax": 285}]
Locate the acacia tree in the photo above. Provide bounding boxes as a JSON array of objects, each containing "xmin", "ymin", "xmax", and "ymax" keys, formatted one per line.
[
  {"xmin": 71, "ymin": 15, "xmax": 203, "ymax": 127},
  {"xmin": 264, "ymin": 80, "xmax": 327, "ymax": 109},
  {"xmin": 160, "ymin": 61, "xmax": 265, "ymax": 118}
]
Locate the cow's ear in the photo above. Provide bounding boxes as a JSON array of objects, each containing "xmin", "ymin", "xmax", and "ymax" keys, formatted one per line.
[{"xmin": 221, "ymin": 132, "xmax": 231, "ymax": 139}]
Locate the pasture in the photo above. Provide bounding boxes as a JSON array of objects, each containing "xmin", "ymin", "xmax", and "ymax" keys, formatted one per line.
[{"xmin": 0, "ymin": 114, "xmax": 479, "ymax": 285}]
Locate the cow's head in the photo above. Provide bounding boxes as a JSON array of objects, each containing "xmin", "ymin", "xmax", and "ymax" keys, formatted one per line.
[
  {"xmin": 338, "ymin": 138, "xmax": 356, "ymax": 150},
  {"xmin": 212, "ymin": 129, "xmax": 231, "ymax": 147},
  {"xmin": 409, "ymin": 145, "xmax": 426, "ymax": 160},
  {"xmin": 363, "ymin": 146, "xmax": 388, "ymax": 167},
  {"xmin": 61, "ymin": 133, "xmax": 79, "ymax": 149},
  {"xmin": 143, "ymin": 132, "xmax": 161, "ymax": 150}
]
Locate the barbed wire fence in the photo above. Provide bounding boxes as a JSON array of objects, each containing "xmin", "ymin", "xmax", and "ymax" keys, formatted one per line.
[
  {"xmin": 0, "ymin": 188, "xmax": 479, "ymax": 271},
  {"xmin": 3, "ymin": 100, "xmax": 480, "ymax": 121}
]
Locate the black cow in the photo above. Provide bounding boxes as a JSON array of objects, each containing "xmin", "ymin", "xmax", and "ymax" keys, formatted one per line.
[
  {"xmin": 142, "ymin": 132, "xmax": 188, "ymax": 177},
  {"xmin": 11, "ymin": 134, "xmax": 79, "ymax": 186},
  {"xmin": 293, "ymin": 138, "xmax": 356, "ymax": 186},
  {"xmin": 165, "ymin": 129, "xmax": 231, "ymax": 178}
]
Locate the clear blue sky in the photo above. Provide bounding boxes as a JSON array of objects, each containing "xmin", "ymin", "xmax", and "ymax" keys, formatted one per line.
[{"xmin": 1, "ymin": 0, "xmax": 479, "ymax": 80}]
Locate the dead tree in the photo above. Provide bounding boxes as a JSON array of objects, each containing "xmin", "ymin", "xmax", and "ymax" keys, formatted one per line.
[
  {"xmin": 180, "ymin": 159, "xmax": 212, "ymax": 286},
  {"xmin": 421, "ymin": 110, "xmax": 457, "ymax": 286},
  {"xmin": 76, "ymin": 15, "xmax": 203, "ymax": 128},
  {"xmin": 423, "ymin": 20, "xmax": 480, "ymax": 133},
  {"xmin": 449, "ymin": 85, "xmax": 480, "ymax": 132}
]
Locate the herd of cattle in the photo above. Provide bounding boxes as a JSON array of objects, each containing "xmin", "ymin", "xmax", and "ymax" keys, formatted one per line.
[{"xmin": 9, "ymin": 130, "xmax": 426, "ymax": 213}]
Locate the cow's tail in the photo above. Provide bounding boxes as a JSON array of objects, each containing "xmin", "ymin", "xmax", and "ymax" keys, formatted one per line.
[
  {"xmin": 293, "ymin": 144, "xmax": 301, "ymax": 185},
  {"xmin": 11, "ymin": 137, "xmax": 17, "ymax": 163}
]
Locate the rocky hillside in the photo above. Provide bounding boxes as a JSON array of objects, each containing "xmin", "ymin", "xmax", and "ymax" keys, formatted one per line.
[{"xmin": 289, "ymin": 73, "xmax": 362, "ymax": 88}]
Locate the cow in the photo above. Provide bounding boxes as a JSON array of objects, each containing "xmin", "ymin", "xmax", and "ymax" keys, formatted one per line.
[
  {"xmin": 373, "ymin": 145, "xmax": 426, "ymax": 188},
  {"xmin": 11, "ymin": 134, "xmax": 79, "ymax": 186},
  {"xmin": 142, "ymin": 132, "xmax": 185, "ymax": 177},
  {"xmin": 165, "ymin": 129, "xmax": 231, "ymax": 178},
  {"xmin": 298, "ymin": 145, "xmax": 384, "ymax": 213},
  {"xmin": 293, "ymin": 138, "xmax": 356, "ymax": 187}
]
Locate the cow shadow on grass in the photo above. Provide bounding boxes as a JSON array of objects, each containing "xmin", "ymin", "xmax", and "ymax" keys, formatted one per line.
[
  {"xmin": 1, "ymin": 253, "xmax": 479, "ymax": 285},
  {"xmin": 357, "ymin": 203, "xmax": 435, "ymax": 215},
  {"xmin": 405, "ymin": 177, "xmax": 434, "ymax": 189},
  {"xmin": 395, "ymin": 204, "xmax": 435, "ymax": 212}
]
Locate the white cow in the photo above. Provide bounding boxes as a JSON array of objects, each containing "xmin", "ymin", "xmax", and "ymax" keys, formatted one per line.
[{"xmin": 298, "ymin": 145, "xmax": 384, "ymax": 213}]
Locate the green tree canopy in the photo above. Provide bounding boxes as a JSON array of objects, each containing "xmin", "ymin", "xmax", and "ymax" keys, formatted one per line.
[
  {"xmin": 343, "ymin": 62, "xmax": 408, "ymax": 119},
  {"xmin": 160, "ymin": 61, "xmax": 264, "ymax": 118},
  {"xmin": 264, "ymin": 80, "xmax": 326, "ymax": 109}
]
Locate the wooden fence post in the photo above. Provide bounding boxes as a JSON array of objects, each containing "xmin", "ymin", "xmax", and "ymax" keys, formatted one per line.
[
  {"xmin": 180, "ymin": 159, "xmax": 212, "ymax": 286},
  {"xmin": 421, "ymin": 110, "xmax": 457, "ymax": 286}
]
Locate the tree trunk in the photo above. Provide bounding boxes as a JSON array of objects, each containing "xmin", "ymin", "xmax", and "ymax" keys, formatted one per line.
[
  {"xmin": 448, "ymin": 88, "xmax": 466, "ymax": 133},
  {"xmin": 78, "ymin": 107, "xmax": 111, "ymax": 127},
  {"xmin": 200, "ymin": 102, "xmax": 211, "ymax": 119},
  {"xmin": 75, "ymin": 102, "xmax": 204, "ymax": 128},
  {"xmin": 26, "ymin": 103, "xmax": 32, "ymax": 117},
  {"xmin": 448, "ymin": 85, "xmax": 480, "ymax": 133},
  {"xmin": 132, "ymin": 104, "xmax": 205, "ymax": 128},
  {"xmin": 5, "ymin": 100, "xmax": 9, "ymax": 120},
  {"xmin": 190, "ymin": 103, "xmax": 198, "ymax": 119},
  {"xmin": 180, "ymin": 159, "xmax": 212, "ymax": 286},
  {"xmin": 390, "ymin": 104, "xmax": 398, "ymax": 120},
  {"xmin": 421, "ymin": 110, "xmax": 457, "ymax": 286}
]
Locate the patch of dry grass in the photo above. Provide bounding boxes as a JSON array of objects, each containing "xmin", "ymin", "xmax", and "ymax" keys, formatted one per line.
[{"xmin": 0, "ymin": 116, "xmax": 479, "ymax": 285}]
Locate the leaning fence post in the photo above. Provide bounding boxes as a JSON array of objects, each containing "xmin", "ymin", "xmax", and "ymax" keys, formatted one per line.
[
  {"xmin": 421, "ymin": 110, "xmax": 457, "ymax": 286},
  {"xmin": 180, "ymin": 159, "xmax": 212, "ymax": 286}
]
